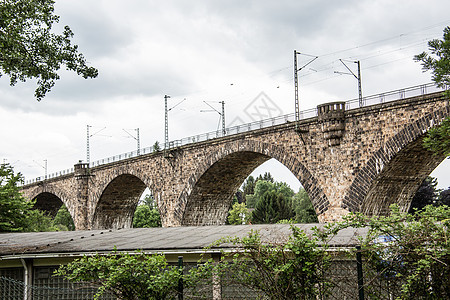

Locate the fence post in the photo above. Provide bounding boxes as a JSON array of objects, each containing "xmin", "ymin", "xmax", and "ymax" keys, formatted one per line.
[
  {"xmin": 178, "ymin": 256, "xmax": 183, "ymax": 300},
  {"xmin": 356, "ymin": 245, "xmax": 365, "ymax": 300}
]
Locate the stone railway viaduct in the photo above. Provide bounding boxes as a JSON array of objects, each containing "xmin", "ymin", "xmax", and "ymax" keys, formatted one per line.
[{"xmin": 21, "ymin": 90, "xmax": 449, "ymax": 230}]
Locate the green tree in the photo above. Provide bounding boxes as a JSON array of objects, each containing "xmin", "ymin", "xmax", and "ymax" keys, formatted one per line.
[
  {"xmin": 256, "ymin": 172, "xmax": 274, "ymax": 183},
  {"xmin": 423, "ymin": 117, "xmax": 450, "ymax": 157},
  {"xmin": 52, "ymin": 205, "xmax": 75, "ymax": 231},
  {"xmin": 24, "ymin": 209, "xmax": 59, "ymax": 232},
  {"xmin": 227, "ymin": 202, "xmax": 251, "ymax": 225},
  {"xmin": 252, "ymin": 190, "xmax": 294, "ymax": 224},
  {"xmin": 132, "ymin": 194, "xmax": 161, "ymax": 228},
  {"xmin": 408, "ymin": 176, "xmax": 438, "ymax": 213},
  {"xmin": 292, "ymin": 188, "xmax": 318, "ymax": 223},
  {"xmin": 245, "ymin": 194, "xmax": 257, "ymax": 208},
  {"xmin": 152, "ymin": 141, "xmax": 161, "ymax": 152},
  {"xmin": 325, "ymin": 204, "xmax": 450, "ymax": 299},
  {"xmin": 415, "ymin": 26, "xmax": 450, "ymax": 156},
  {"xmin": 253, "ymin": 180, "xmax": 294, "ymax": 202},
  {"xmin": 56, "ymin": 251, "xmax": 189, "ymax": 300},
  {"xmin": 0, "ymin": 0, "xmax": 98, "ymax": 101},
  {"xmin": 414, "ymin": 26, "xmax": 450, "ymax": 93},
  {"xmin": 439, "ymin": 187, "xmax": 450, "ymax": 206},
  {"xmin": 0, "ymin": 163, "xmax": 34, "ymax": 232},
  {"xmin": 242, "ymin": 175, "xmax": 255, "ymax": 197},
  {"xmin": 203, "ymin": 227, "xmax": 331, "ymax": 300}
]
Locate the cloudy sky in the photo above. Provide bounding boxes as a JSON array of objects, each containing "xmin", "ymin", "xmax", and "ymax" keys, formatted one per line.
[{"xmin": 1, "ymin": 0, "xmax": 449, "ymax": 191}]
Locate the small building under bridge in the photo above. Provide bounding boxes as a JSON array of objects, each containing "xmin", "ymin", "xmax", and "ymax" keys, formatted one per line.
[{"xmin": 0, "ymin": 224, "xmax": 368, "ymax": 299}]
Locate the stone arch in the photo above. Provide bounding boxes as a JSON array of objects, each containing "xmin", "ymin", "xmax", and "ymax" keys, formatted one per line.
[
  {"xmin": 25, "ymin": 185, "xmax": 74, "ymax": 218},
  {"xmin": 176, "ymin": 139, "xmax": 328, "ymax": 225},
  {"xmin": 92, "ymin": 173, "xmax": 147, "ymax": 229},
  {"xmin": 343, "ymin": 105, "xmax": 449, "ymax": 215}
]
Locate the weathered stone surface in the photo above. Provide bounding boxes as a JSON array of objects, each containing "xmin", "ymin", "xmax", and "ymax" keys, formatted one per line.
[{"xmin": 21, "ymin": 92, "xmax": 449, "ymax": 229}]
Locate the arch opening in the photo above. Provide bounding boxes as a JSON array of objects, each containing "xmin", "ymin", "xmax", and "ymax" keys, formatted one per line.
[
  {"xmin": 361, "ymin": 135, "xmax": 447, "ymax": 216},
  {"xmin": 131, "ymin": 187, "xmax": 162, "ymax": 228},
  {"xmin": 181, "ymin": 151, "xmax": 318, "ymax": 226},
  {"xmin": 33, "ymin": 192, "xmax": 64, "ymax": 218},
  {"xmin": 92, "ymin": 174, "xmax": 147, "ymax": 230},
  {"xmin": 32, "ymin": 192, "xmax": 75, "ymax": 231}
]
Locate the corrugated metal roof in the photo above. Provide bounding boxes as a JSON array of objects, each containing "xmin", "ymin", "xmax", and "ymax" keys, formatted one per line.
[{"xmin": 0, "ymin": 224, "xmax": 367, "ymax": 258}]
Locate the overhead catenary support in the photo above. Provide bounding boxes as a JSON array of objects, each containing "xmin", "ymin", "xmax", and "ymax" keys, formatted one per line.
[
  {"xmin": 164, "ymin": 95, "xmax": 186, "ymax": 153},
  {"xmin": 86, "ymin": 125, "xmax": 90, "ymax": 164},
  {"xmin": 335, "ymin": 59, "xmax": 363, "ymax": 107},
  {"xmin": 294, "ymin": 50, "xmax": 318, "ymax": 127},
  {"xmin": 86, "ymin": 125, "xmax": 107, "ymax": 165},
  {"xmin": 33, "ymin": 159, "xmax": 48, "ymax": 180},
  {"xmin": 221, "ymin": 101, "xmax": 225, "ymax": 136},
  {"xmin": 164, "ymin": 95, "xmax": 170, "ymax": 150},
  {"xmin": 201, "ymin": 101, "xmax": 226, "ymax": 136},
  {"xmin": 123, "ymin": 128, "xmax": 140, "ymax": 155}
]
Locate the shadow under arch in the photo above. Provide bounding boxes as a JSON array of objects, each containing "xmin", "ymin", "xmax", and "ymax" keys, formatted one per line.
[
  {"xmin": 343, "ymin": 106, "xmax": 449, "ymax": 215},
  {"xmin": 177, "ymin": 140, "xmax": 328, "ymax": 226},
  {"xmin": 33, "ymin": 192, "xmax": 64, "ymax": 218},
  {"xmin": 27, "ymin": 185, "xmax": 75, "ymax": 219},
  {"xmin": 92, "ymin": 174, "xmax": 147, "ymax": 230}
]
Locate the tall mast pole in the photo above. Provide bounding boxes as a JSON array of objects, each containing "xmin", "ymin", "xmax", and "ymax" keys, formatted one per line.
[
  {"xmin": 294, "ymin": 50, "xmax": 299, "ymax": 125},
  {"xmin": 164, "ymin": 95, "xmax": 170, "ymax": 149},
  {"xmin": 86, "ymin": 125, "xmax": 90, "ymax": 164},
  {"xmin": 221, "ymin": 101, "xmax": 225, "ymax": 136},
  {"xmin": 357, "ymin": 61, "xmax": 363, "ymax": 107},
  {"xmin": 136, "ymin": 128, "xmax": 140, "ymax": 155}
]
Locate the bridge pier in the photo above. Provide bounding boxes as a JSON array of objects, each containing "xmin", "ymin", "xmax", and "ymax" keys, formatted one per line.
[{"xmin": 73, "ymin": 162, "xmax": 91, "ymax": 230}]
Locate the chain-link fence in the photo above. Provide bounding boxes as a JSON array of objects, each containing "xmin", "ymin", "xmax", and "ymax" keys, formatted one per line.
[{"xmin": 0, "ymin": 258, "xmax": 412, "ymax": 300}]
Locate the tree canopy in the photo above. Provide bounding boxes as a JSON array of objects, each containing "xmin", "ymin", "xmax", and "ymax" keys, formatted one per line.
[
  {"xmin": 0, "ymin": 163, "xmax": 74, "ymax": 232},
  {"xmin": 415, "ymin": 26, "xmax": 450, "ymax": 156},
  {"xmin": 0, "ymin": 163, "xmax": 34, "ymax": 231},
  {"xmin": 132, "ymin": 194, "xmax": 161, "ymax": 228},
  {"xmin": 0, "ymin": 0, "xmax": 98, "ymax": 101},
  {"xmin": 414, "ymin": 26, "xmax": 450, "ymax": 93}
]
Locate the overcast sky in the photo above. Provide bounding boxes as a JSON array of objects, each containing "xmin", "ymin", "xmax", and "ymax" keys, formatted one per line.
[{"xmin": 1, "ymin": 0, "xmax": 449, "ymax": 191}]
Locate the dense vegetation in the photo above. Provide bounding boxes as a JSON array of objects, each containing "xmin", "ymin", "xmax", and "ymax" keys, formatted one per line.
[{"xmin": 228, "ymin": 172, "xmax": 320, "ymax": 225}]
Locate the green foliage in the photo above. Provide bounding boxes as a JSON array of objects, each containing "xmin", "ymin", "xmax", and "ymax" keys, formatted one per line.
[
  {"xmin": 415, "ymin": 26, "xmax": 450, "ymax": 157},
  {"xmin": 409, "ymin": 176, "xmax": 450, "ymax": 213},
  {"xmin": 423, "ymin": 117, "xmax": 450, "ymax": 157},
  {"xmin": 52, "ymin": 205, "xmax": 75, "ymax": 231},
  {"xmin": 242, "ymin": 175, "xmax": 255, "ymax": 197},
  {"xmin": 152, "ymin": 141, "xmax": 161, "ymax": 153},
  {"xmin": 55, "ymin": 251, "xmax": 185, "ymax": 300},
  {"xmin": 227, "ymin": 202, "xmax": 251, "ymax": 225},
  {"xmin": 324, "ymin": 204, "xmax": 450, "ymax": 299},
  {"xmin": 242, "ymin": 176, "xmax": 317, "ymax": 223},
  {"xmin": 292, "ymin": 188, "xmax": 319, "ymax": 223},
  {"xmin": 252, "ymin": 189, "xmax": 294, "ymax": 224},
  {"xmin": 132, "ymin": 194, "xmax": 161, "ymax": 228},
  {"xmin": 0, "ymin": 163, "xmax": 34, "ymax": 232},
  {"xmin": 0, "ymin": 0, "xmax": 98, "ymax": 101},
  {"xmin": 245, "ymin": 194, "xmax": 257, "ymax": 208},
  {"xmin": 202, "ymin": 227, "xmax": 331, "ymax": 300},
  {"xmin": 0, "ymin": 163, "xmax": 74, "ymax": 232},
  {"xmin": 414, "ymin": 26, "xmax": 450, "ymax": 92},
  {"xmin": 256, "ymin": 172, "xmax": 274, "ymax": 183},
  {"xmin": 24, "ymin": 209, "xmax": 60, "ymax": 232}
]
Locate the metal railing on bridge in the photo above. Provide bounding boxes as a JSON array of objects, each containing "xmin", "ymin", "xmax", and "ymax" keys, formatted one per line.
[{"xmin": 23, "ymin": 83, "xmax": 447, "ymax": 185}]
